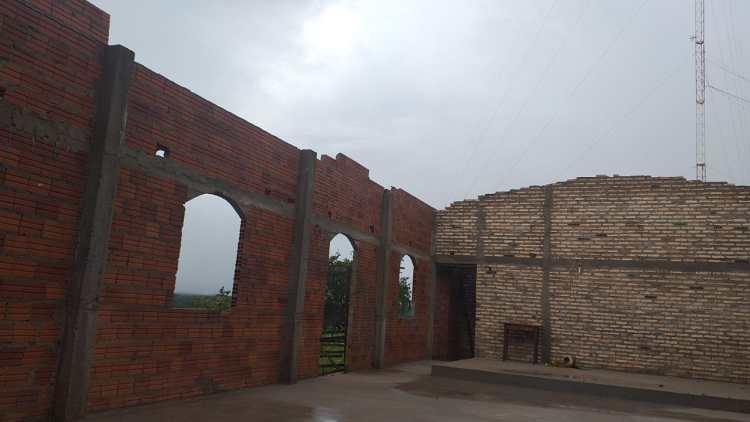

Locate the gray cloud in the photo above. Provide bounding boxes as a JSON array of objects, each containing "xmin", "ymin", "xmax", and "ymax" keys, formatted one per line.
[
  {"xmin": 92, "ymin": 0, "xmax": 750, "ymax": 209},
  {"xmin": 90, "ymin": 0, "xmax": 750, "ymax": 206}
]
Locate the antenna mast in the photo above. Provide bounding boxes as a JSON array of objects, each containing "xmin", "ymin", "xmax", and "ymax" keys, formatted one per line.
[{"xmin": 695, "ymin": 0, "xmax": 706, "ymax": 181}]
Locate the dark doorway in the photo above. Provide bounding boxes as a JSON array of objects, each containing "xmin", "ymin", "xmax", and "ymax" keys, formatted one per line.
[
  {"xmin": 434, "ymin": 264, "xmax": 476, "ymax": 361},
  {"xmin": 320, "ymin": 234, "xmax": 354, "ymax": 375}
]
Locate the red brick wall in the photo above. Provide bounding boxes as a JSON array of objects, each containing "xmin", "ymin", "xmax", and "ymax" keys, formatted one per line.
[
  {"xmin": 312, "ymin": 154, "xmax": 384, "ymax": 235},
  {"xmin": 1, "ymin": 1, "xmax": 439, "ymax": 419},
  {"xmin": 124, "ymin": 64, "xmax": 300, "ymax": 203},
  {"xmin": 89, "ymin": 169, "xmax": 294, "ymax": 410},
  {"xmin": 385, "ymin": 189, "xmax": 434, "ymax": 365},
  {"xmin": 25, "ymin": 0, "xmax": 109, "ymax": 43},
  {"xmin": 0, "ymin": 0, "xmax": 106, "ymax": 420}
]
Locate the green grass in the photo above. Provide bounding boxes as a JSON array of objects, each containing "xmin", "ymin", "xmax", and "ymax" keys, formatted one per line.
[{"xmin": 172, "ymin": 293, "xmax": 209, "ymax": 308}]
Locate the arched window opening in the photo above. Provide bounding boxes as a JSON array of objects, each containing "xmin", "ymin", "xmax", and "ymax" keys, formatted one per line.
[
  {"xmin": 172, "ymin": 194, "xmax": 242, "ymax": 312},
  {"xmin": 321, "ymin": 233, "xmax": 354, "ymax": 375},
  {"xmin": 398, "ymin": 255, "xmax": 415, "ymax": 317}
]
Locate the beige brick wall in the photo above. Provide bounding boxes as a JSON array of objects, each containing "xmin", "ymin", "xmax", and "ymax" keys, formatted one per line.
[
  {"xmin": 481, "ymin": 188, "xmax": 545, "ymax": 258},
  {"xmin": 434, "ymin": 199, "xmax": 478, "ymax": 256},
  {"xmin": 552, "ymin": 176, "xmax": 750, "ymax": 261},
  {"xmin": 550, "ymin": 268, "xmax": 750, "ymax": 383},
  {"xmin": 475, "ymin": 265, "xmax": 542, "ymax": 360},
  {"xmin": 436, "ymin": 176, "xmax": 750, "ymax": 384}
]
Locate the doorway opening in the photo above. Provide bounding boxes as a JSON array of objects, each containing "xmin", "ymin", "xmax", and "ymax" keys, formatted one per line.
[{"xmin": 320, "ymin": 233, "xmax": 354, "ymax": 375}]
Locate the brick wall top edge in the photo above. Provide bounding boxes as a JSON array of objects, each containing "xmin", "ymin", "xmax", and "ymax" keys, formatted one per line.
[
  {"xmin": 391, "ymin": 187, "xmax": 436, "ymax": 212},
  {"xmin": 442, "ymin": 199, "xmax": 480, "ymax": 210},
  {"xmin": 25, "ymin": 0, "xmax": 111, "ymax": 44},
  {"xmin": 128, "ymin": 64, "xmax": 431, "ymax": 207},
  {"xmin": 440, "ymin": 175, "xmax": 750, "ymax": 211},
  {"xmin": 133, "ymin": 62, "xmax": 301, "ymax": 155},
  {"xmin": 319, "ymin": 153, "xmax": 371, "ymax": 179}
]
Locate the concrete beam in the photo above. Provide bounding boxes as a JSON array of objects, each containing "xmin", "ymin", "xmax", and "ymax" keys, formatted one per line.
[
  {"xmin": 391, "ymin": 243, "xmax": 430, "ymax": 262},
  {"xmin": 119, "ymin": 146, "xmax": 295, "ymax": 218},
  {"xmin": 120, "ymin": 147, "xmax": 431, "ymax": 262},
  {"xmin": 279, "ymin": 149, "xmax": 316, "ymax": 384},
  {"xmin": 433, "ymin": 254, "xmax": 750, "ymax": 274},
  {"xmin": 373, "ymin": 189, "xmax": 393, "ymax": 369},
  {"xmin": 311, "ymin": 216, "xmax": 379, "ymax": 245},
  {"xmin": 53, "ymin": 45, "xmax": 135, "ymax": 421},
  {"xmin": 312, "ymin": 215, "xmax": 429, "ymax": 261}
]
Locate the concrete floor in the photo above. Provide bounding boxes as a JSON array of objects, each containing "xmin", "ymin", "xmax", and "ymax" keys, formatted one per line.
[
  {"xmin": 435, "ymin": 358, "xmax": 750, "ymax": 400},
  {"xmin": 87, "ymin": 361, "xmax": 750, "ymax": 422}
]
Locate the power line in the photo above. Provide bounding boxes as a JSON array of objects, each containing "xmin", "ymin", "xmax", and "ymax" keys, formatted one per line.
[
  {"xmin": 463, "ymin": 0, "xmax": 593, "ymax": 196},
  {"xmin": 708, "ymin": 84, "xmax": 750, "ymax": 105},
  {"xmin": 455, "ymin": 0, "xmax": 561, "ymax": 184},
  {"xmin": 717, "ymin": 0, "xmax": 750, "ymax": 182},
  {"xmin": 549, "ymin": 60, "xmax": 684, "ymax": 178},
  {"xmin": 494, "ymin": 0, "xmax": 651, "ymax": 183}
]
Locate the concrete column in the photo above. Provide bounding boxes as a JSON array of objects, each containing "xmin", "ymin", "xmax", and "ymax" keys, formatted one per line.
[
  {"xmin": 53, "ymin": 45, "xmax": 135, "ymax": 421},
  {"xmin": 373, "ymin": 189, "xmax": 393, "ymax": 369},
  {"xmin": 280, "ymin": 149, "xmax": 316, "ymax": 384},
  {"xmin": 540, "ymin": 186, "xmax": 554, "ymax": 363},
  {"xmin": 425, "ymin": 210, "xmax": 437, "ymax": 359}
]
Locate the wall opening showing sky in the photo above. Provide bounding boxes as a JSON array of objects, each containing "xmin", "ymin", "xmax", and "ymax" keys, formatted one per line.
[{"xmin": 175, "ymin": 194, "xmax": 241, "ymax": 295}]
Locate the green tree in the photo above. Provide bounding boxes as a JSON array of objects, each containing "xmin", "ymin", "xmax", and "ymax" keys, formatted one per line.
[
  {"xmin": 324, "ymin": 253, "xmax": 352, "ymax": 332},
  {"xmin": 190, "ymin": 286, "xmax": 232, "ymax": 312},
  {"xmin": 398, "ymin": 276, "xmax": 413, "ymax": 316}
]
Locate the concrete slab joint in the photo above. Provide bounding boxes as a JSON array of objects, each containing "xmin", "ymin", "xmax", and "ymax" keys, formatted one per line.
[{"xmin": 52, "ymin": 45, "xmax": 135, "ymax": 422}]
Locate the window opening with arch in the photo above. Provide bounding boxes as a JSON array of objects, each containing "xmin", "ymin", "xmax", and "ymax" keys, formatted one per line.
[
  {"xmin": 320, "ymin": 233, "xmax": 354, "ymax": 375},
  {"xmin": 398, "ymin": 255, "xmax": 415, "ymax": 317},
  {"xmin": 172, "ymin": 193, "xmax": 242, "ymax": 312}
]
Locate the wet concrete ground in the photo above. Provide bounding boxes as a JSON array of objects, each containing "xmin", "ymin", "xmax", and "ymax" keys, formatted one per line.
[{"xmin": 87, "ymin": 361, "xmax": 750, "ymax": 422}]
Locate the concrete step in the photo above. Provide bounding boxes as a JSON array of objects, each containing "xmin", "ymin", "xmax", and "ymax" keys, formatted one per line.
[{"xmin": 431, "ymin": 358, "xmax": 750, "ymax": 414}]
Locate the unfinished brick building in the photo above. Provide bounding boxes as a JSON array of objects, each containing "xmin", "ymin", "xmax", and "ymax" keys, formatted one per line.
[
  {"xmin": 0, "ymin": 1, "xmax": 748, "ymax": 421},
  {"xmin": 435, "ymin": 176, "xmax": 750, "ymax": 383},
  {"xmin": 1, "ymin": 1, "xmax": 435, "ymax": 420}
]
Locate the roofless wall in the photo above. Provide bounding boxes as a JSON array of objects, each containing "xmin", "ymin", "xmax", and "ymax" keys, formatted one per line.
[
  {"xmin": 0, "ymin": 1, "xmax": 435, "ymax": 420},
  {"xmin": 435, "ymin": 176, "xmax": 750, "ymax": 384}
]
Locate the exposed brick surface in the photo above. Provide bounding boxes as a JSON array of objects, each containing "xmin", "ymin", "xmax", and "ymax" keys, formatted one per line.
[
  {"xmin": 474, "ymin": 265, "xmax": 543, "ymax": 361},
  {"xmin": 549, "ymin": 268, "xmax": 750, "ymax": 383},
  {"xmin": 124, "ymin": 64, "xmax": 300, "ymax": 205},
  {"xmin": 90, "ymin": 169, "xmax": 293, "ymax": 410},
  {"xmin": 436, "ymin": 176, "xmax": 750, "ymax": 384},
  {"xmin": 11, "ymin": 0, "xmax": 750, "ymax": 419},
  {"xmin": 551, "ymin": 177, "xmax": 750, "ymax": 262},
  {"xmin": 0, "ymin": 0, "xmax": 103, "ymax": 420},
  {"xmin": 385, "ymin": 189, "xmax": 435, "ymax": 365},
  {"xmin": 0, "ymin": 1, "xmax": 437, "ymax": 419}
]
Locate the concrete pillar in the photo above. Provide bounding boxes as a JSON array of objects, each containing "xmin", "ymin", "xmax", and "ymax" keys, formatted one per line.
[
  {"xmin": 541, "ymin": 186, "xmax": 554, "ymax": 363},
  {"xmin": 280, "ymin": 149, "xmax": 316, "ymax": 383},
  {"xmin": 425, "ymin": 211, "xmax": 437, "ymax": 359},
  {"xmin": 53, "ymin": 45, "xmax": 135, "ymax": 421},
  {"xmin": 373, "ymin": 189, "xmax": 393, "ymax": 369}
]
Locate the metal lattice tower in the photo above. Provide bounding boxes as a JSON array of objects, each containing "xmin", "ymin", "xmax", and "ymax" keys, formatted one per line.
[{"xmin": 695, "ymin": 0, "xmax": 706, "ymax": 181}]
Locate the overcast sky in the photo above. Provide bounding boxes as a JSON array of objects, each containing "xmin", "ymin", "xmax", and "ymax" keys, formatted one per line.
[
  {"xmin": 90, "ymin": 0, "xmax": 749, "ymax": 293},
  {"xmin": 91, "ymin": 0, "xmax": 749, "ymax": 209}
]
